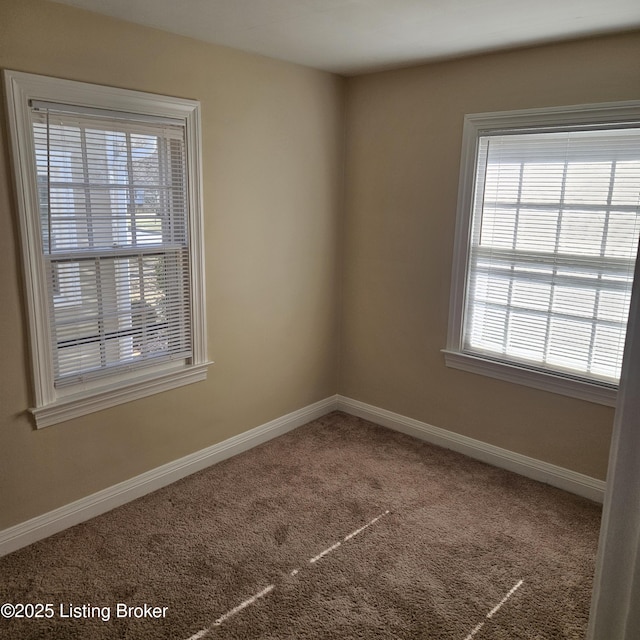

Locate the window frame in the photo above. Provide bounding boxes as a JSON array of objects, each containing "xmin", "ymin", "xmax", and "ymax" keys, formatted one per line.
[
  {"xmin": 4, "ymin": 70, "xmax": 209, "ymax": 428},
  {"xmin": 444, "ymin": 100, "xmax": 640, "ymax": 407}
]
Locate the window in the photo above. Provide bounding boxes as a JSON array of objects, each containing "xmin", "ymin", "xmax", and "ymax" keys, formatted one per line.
[
  {"xmin": 445, "ymin": 102, "xmax": 640, "ymax": 406},
  {"xmin": 4, "ymin": 71, "xmax": 208, "ymax": 427}
]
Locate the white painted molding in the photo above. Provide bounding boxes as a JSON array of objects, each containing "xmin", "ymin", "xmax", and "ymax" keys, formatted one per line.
[
  {"xmin": 0, "ymin": 395, "xmax": 339, "ymax": 557},
  {"xmin": 443, "ymin": 350, "xmax": 617, "ymax": 407},
  {"xmin": 3, "ymin": 69, "xmax": 209, "ymax": 426},
  {"xmin": 1, "ymin": 392, "xmax": 605, "ymax": 558},
  {"xmin": 587, "ymin": 234, "xmax": 640, "ymax": 640},
  {"xmin": 336, "ymin": 395, "xmax": 606, "ymax": 503},
  {"xmin": 31, "ymin": 362, "xmax": 212, "ymax": 428},
  {"xmin": 445, "ymin": 99, "xmax": 640, "ymax": 408}
]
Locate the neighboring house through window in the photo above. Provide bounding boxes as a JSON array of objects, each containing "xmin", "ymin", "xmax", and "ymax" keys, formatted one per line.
[
  {"xmin": 445, "ymin": 102, "xmax": 640, "ymax": 406},
  {"xmin": 4, "ymin": 70, "xmax": 209, "ymax": 427}
]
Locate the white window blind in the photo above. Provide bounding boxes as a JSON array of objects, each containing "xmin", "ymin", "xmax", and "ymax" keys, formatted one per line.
[
  {"xmin": 31, "ymin": 103, "xmax": 192, "ymax": 386},
  {"xmin": 464, "ymin": 126, "xmax": 640, "ymax": 385}
]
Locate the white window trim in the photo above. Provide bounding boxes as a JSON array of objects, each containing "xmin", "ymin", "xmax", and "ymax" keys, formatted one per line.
[
  {"xmin": 445, "ymin": 100, "xmax": 640, "ymax": 408},
  {"xmin": 4, "ymin": 70, "xmax": 210, "ymax": 427}
]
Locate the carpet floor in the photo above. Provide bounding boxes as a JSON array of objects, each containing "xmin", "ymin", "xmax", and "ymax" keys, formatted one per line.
[{"xmin": 0, "ymin": 411, "xmax": 601, "ymax": 639}]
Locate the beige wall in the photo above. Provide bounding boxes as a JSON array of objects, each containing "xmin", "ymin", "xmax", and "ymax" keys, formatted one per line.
[
  {"xmin": 0, "ymin": 0, "xmax": 344, "ymax": 528},
  {"xmin": 341, "ymin": 32, "xmax": 640, "ymax": 480},
  {"xmin": 2, "ymin": 0, "xmax": 639, "ymax": 533}
]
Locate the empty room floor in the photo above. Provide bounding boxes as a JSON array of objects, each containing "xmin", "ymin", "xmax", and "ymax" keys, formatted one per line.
[{"xmin": 0, "ymin": 412, "xmax": 600, "ymax": 639}]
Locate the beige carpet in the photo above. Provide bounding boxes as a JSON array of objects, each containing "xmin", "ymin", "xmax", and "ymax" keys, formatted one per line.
[{"xmin": 0, "ymin": 411, "xmax": 601, "ymax": 639}]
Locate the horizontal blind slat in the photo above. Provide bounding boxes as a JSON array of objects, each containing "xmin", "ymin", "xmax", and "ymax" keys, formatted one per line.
[
  {"xmin": 464, "ymin": 126, "xmax": 640, "ymax": 383},
  {"xmin": 33, "ymin": 101, "xmax": 192, "ymax": 385}
]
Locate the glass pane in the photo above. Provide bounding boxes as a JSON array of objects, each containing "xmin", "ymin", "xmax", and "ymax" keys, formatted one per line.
[
  {"xmin": 558, "ymin": 211, "xmax": 606, "ymax": 256},
  {"xmin": 552, "ymin": 286, "xmax": 597, "ymax": 319},
  {"xmin": 511, "ymin": 280, "xmax": 551, "ymax": 311},
  {"xmin": 515, "ymin": 209, "xmax": 558, "ymax": 253},
  {"xmin": 35, "ymin": 121, "xmax": 187, "ymax": 253},
  {"xmin": 520, "ymin": 163, "xmax": 564, "ymax": 203},
  {"xmin": 591, "ymin": 325, "xmax": 625, "ymax": 379},
  {"xmin": 605, "ymin": 211, "xmax": 640, "ymax": 259},
  {"xmin": 57, "ymin": 342, "xmax": 102, "ymax": 379},
  {"xmin": 50, "ymin": 251, "xmax": 189, "ymax": 382},
  {"xmin": 611, "ymin": 161, "xmax": 640, "ymax": 206},
  {"xmin": 546, "ymin": 318, "xmax": 592, "ymax": 373},
  {"xmin": 479, "ymin": 207, "xmax": 516, "ymax": 248},
  {"xmin": 473, "ymin": 273, "xmax": 510, "ymax": 305},
  {"xmin": 468, "ymin": 304, "xmax": 507, "ymax": 353},
  {"xmin": 564, "ymin": 162, "xmax": 612, "ymax": 205},
  {"xmin": 464, "ymin": 126, "xmax": 640, "ymax": 384},
  {"xmin": 506, "ymin": 312, "xmax": 547, "ymax": 362},
  {"xmin": 597, "ymin": 290, "xmax": 631, "ymax": 323},
  {"xmin": 484, "ymin": 163, "xmax": 521, "ymax": 203}
]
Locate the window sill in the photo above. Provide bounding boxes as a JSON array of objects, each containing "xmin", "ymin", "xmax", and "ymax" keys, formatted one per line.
[
  {"xmin": 442, "ymin": 349, "xmax": 617, "ymax": 407},
  {"xmin": 30, "ymin": 362, "xmax": 211, "ymax": 428}
]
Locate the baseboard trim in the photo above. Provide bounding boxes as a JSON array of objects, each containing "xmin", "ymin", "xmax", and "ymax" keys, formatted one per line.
[
  {"xmin": 0, "ymin": 395, "xmax": 339, "ymax": 558},
  {"xmin": 336, "ymin": 395, "xmax": 606, "ymax": 503},
  {"xmin": 1, "ymin": 393, "xmax": 604, "ymax": 557}
]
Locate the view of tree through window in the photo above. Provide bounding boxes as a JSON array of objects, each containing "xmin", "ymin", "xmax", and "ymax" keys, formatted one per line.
[{"xmin": 33, "ymin": 111, "xmax": 191, "ymax": 385}]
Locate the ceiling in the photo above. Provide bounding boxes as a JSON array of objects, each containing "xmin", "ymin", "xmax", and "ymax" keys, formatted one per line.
[{"xmin": 50, "ymin": 0, "xmax": 640, "ymax": 75}]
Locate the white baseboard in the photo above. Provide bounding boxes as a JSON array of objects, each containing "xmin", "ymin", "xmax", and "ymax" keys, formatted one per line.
[
  {"xmin": 1, "ymin": 393, "xmax": 604, "ymax": 557},
  {"xmin": 0, "ymin": 396, "xmax": 339, "ymax": 558},
  {"xmin": 336, "ymin": 395, "xmax": 606, "ymax": 503}
]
